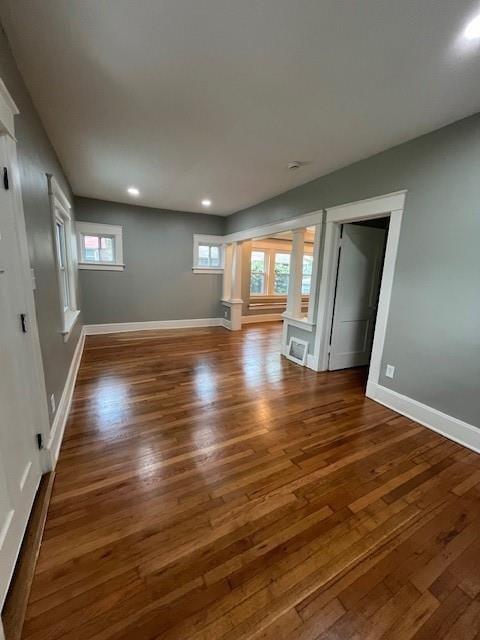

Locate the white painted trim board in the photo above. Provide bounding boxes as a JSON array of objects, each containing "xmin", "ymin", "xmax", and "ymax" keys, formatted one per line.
[
  {"xmin": 46, "ymin": 328, "xmax": 85, "ymax": 467},
  {"xmin": 367, "ymin": 382, "xmax": 480, "ymax": 454},
  {"xmin": 84, "ymin": 318, "xmax": 224, "ymax": 335},
  {"xmin": 241, "ymin": 314, "xmax": 283, "ymax": 324}
]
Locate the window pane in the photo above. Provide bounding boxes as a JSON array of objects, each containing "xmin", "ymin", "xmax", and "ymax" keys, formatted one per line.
[
  {"xmin": 274, "ymin": 253, "xmax": 290, "ymax": 294},
  {"xmin": 62, "ymin": 269, "xmax": 69, "ymax": 308},
  {"xmin": 84, "ymin": 235, "xmax": 99, "ymax": 249},
  {"xmin": 303, "ymin": 255, "xmax": 313, "ymax": 275},
  {"xmin": 99, "ymin": 236, "xmax": 114, "ymax": 262},
  {"xmin": 83, "ymin": 234, "xmax": 100, "ymax": 262},
  {"xmin": 56, "ymin": 221, "xmax": 70, "ymax": 307},
  {"xmin": 198, "ymin": 244, "xmax": 210, "ymax": 266},
  {"xmin": 250, "ymin": 274, "xmax": 265, "ymax": 294},
  {"xmin": 56, "ymin": 222, "xmax": 66, "ymax": 268},
  {"xmin": 274, "ymin": 273, "xmax": 289, "ymax": 294},
  {"xmin": 251, "ymin": 251, "xmax": 265, "ymax": 273},
  {"xmin": 274, "ymin": 253, "xmax": 290, "ymax": 273},
  {"xmin": 301, "ymin": 275, "xmax": 311, "ymax": 295},
  {"xmin": 210, "ymin": 245, "xmax": 220, "ymax": 267}
]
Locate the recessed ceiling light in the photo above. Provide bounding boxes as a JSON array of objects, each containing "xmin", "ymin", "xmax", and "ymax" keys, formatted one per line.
[
  {"xmin": 127, "ymin": 186, "xmax": 140, "ymax": 196},
  {"xmin": 201, "ymin": 199, "xmax": 212, "ymax": 207},
  {"xmin": 464, "ymin": 15, "xmax": 480, "ymax": 39}
]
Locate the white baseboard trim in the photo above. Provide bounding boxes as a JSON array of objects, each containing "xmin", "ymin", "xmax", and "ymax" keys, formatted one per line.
[
  {"xmin": 84, "ymin": 318, "xmax": 223, "ymax": 335},
  {"xmin": 366, "ymin": 381, "xmax": 480, "ymax": 454},
  {"xmin": 241, "ymin": 314, "xmax": 283, "ymax": 324},
  {"xmin": 46, "ymin": 328, "xmax": 85, "ymax": 468},
  {"xmin": 222, "ymin": 318, "xmax": 232, "ymax": 330}
]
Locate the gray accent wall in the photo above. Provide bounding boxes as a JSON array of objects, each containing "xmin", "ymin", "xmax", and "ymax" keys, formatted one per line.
[
  {"xmin": 227, "ymin": 114, "xmax": 480, "ymax": 427},
  {"xmin": 0, "ymin": 26, "xmax": 82, "ymax": 425},
  {"xmin": 75, "ymin": 197, "xmax": 225, "ymax": 324}
]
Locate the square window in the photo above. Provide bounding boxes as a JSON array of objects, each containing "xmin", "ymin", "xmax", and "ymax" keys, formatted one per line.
[
  {"xmin": 76, "ymin": 222, "xmax": 124, "ymax": 271},
  {"xmin": 193, "ymin": 236, "xmax": 224, "ymax": 272}
]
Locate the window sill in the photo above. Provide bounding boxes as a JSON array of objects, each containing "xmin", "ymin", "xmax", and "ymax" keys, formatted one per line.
[
  {"xmin": 79, "ymin": 263, "xmax": 125, "ymax": 271},
  {"xmin": 61, "ymin": 309, "xmax": 80, "ymax": 342},
  {"xmin": 193, "ymin": 268, "xmax": 224, "ymax": 274}
]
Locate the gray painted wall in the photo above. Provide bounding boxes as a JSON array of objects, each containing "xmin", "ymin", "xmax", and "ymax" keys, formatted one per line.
[
  {"xmin": 0, "ymin": 26, "xmax": 82, "ymax": 425},
  {"xmin": 227, "ymin": 114, "xmax": 480, "ymax": 427},
  {"xmin": 75, "ymin": 197, "xmax": 225, "ymax": 324}
]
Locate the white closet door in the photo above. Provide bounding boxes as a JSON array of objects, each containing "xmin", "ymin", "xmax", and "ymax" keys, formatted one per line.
[{"xmin": 329, "ymin": 223, "xmax": 386, "ymax": 371}]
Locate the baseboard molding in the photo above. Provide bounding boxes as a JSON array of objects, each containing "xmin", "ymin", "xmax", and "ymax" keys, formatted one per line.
[
  {"xmin": 84, "ymin": 318, "xmax": 223, "ymax": 335},
  {"xmin": 241, "ymin": 314, "xmax": 283, "ymax": 324},
  {"xmin": 46, "ymin": 329, "xmax": 85, "ymax": 468},
  {"xmin": 221, "ymin": 318, "xmax": 232, "ymax": 330},
  {"xmin": 366, "ymin": 381, "xmax": 480, "ymax": 454}
]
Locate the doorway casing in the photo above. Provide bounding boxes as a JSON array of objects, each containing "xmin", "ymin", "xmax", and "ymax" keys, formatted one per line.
[{"xmin": 310, "ymin": 190, "xmax": 407, "ymax": 391}]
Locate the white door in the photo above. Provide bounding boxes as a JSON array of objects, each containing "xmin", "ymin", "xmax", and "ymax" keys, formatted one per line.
[
  {"xmin": 0, "ymin": 134, "xmax": 43, "ymax": 606},
  {"xmin": 328, "ymin": 223, "xmax": 386, "ymax": 371}
]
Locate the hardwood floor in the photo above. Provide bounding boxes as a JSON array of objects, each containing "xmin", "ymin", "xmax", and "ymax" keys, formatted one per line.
[{"xmin": 22, "ymin": 323, "xmax": 480, "ymax": 639}]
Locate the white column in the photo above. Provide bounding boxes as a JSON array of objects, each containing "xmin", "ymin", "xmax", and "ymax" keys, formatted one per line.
[
  {"xmin": 231, "ymin": 241, "xmax": 243, "ymax": 302},
  {"xmin": 229, "ymin": 241, "xmax": 243, "ymax": 330},
  {"xmin": 222, "ymin": 243, "xmax": 233, "ymax": 301},
  {"xmin": 221, "ymin": 241, "xmax": 243, "ymax": 331},
  {"xmin": 285, "ymin": 228, "xmax": 305, "ymax": 318}
]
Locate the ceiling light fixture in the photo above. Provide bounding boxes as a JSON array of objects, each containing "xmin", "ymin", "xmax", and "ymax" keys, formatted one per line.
[
  {"xmin": 127, "ymin": 186, "xmax": 140, "ymax": 196},
  {"xmin": 464, "ymin": 15, "xmax": 480, "ymax": 39},
  {"xmin": 201, "ymin": 199, "xmax": 212, "ymax": 207}
]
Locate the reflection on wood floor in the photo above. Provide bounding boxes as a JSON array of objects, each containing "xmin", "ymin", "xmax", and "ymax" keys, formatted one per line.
[{"xmin": 23, "ymin": 323, "xmax": 480, "ymax": 639}]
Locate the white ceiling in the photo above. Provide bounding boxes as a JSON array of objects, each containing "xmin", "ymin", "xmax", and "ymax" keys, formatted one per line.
[{"xmin": 1, "ymin": 0, "xmax": 480, "ymax": 215}]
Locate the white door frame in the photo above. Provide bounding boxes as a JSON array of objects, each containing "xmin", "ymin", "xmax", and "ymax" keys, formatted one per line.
[{"xmin": 311, "ymin": 190, "xmax": 407, "ymax": 387}]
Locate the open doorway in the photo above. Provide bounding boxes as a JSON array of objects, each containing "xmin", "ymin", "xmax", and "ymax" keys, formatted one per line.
[
  {"xmin": 313, "ymin": 190, "xmax": 406, "ymax": 399},
  {"xmin": 243, "ymin": 227, "xmax": 316, "ymax": 321},
  {"xmin": 328, "ymin": 218, "xmax": 389, "ymax": 371},
  {"xmin": 239, "ymin": 226, "xmax": 318, "ymax": 356}
]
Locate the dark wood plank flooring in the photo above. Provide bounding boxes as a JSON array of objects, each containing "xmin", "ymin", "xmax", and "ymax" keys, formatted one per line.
[{"xmin": 22, "ymin": 324, "xmax": 480, "ymax": 639}]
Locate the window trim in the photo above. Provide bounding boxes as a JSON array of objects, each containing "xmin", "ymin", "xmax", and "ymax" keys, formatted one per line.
[
  {"xmin": 48, "ymin": 175, "xmax": 80, "ymax": 341},
  {"xmin": 76, "ymin": 221, "xmax": 124, "ymax": 271},
  {"xmin": 193, "ymin": 234, "xmax": 224, "ymax": 273}
]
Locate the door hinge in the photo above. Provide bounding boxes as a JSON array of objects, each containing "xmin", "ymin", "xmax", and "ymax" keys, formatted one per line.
[
  {"xmin": 36, "ymin": 433, "xmax": 44, "ymax": 450},
  {"xmin": 20, "ymin": 312, "xmax": 28, "ymax": 333},
  {"xmin": 3, "ymin": 166, "xmax": 9, "ymax": 190}
]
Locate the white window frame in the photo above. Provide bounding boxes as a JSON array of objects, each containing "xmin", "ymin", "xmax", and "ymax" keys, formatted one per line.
[
  {"xmin": 193, "ymin": 234, "xmax": 224, "ymax": 273},
  {"xmin": 48, "ymin": 175, "xmax": 79, "ymax": 341},
  {"xmin": 76, "ymin": 222, "xmax": 124, "ymax": 271}
]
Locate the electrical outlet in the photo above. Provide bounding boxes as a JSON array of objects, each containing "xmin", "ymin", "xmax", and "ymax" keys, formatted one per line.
[
  {"xmin": 385, "ymin": 364, "xmax": 395, "ymax": 379},
  {"xmin": 50, "ymin": 393, "xmax": 56, "ymax": 414},
  {"xmin": 224, "ymin": 310, "xmax": 228, "ymax": 318}
]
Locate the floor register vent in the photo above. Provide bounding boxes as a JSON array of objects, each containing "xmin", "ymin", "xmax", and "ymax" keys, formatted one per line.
[{"xmin": 286, "ymin": 337, "xmax": 309, "ymax": 366}]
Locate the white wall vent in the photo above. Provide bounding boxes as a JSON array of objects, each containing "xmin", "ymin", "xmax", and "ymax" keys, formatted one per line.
[{"xmin": 286, "ymin": 337, "xmax": 309, "ymax": 366}]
